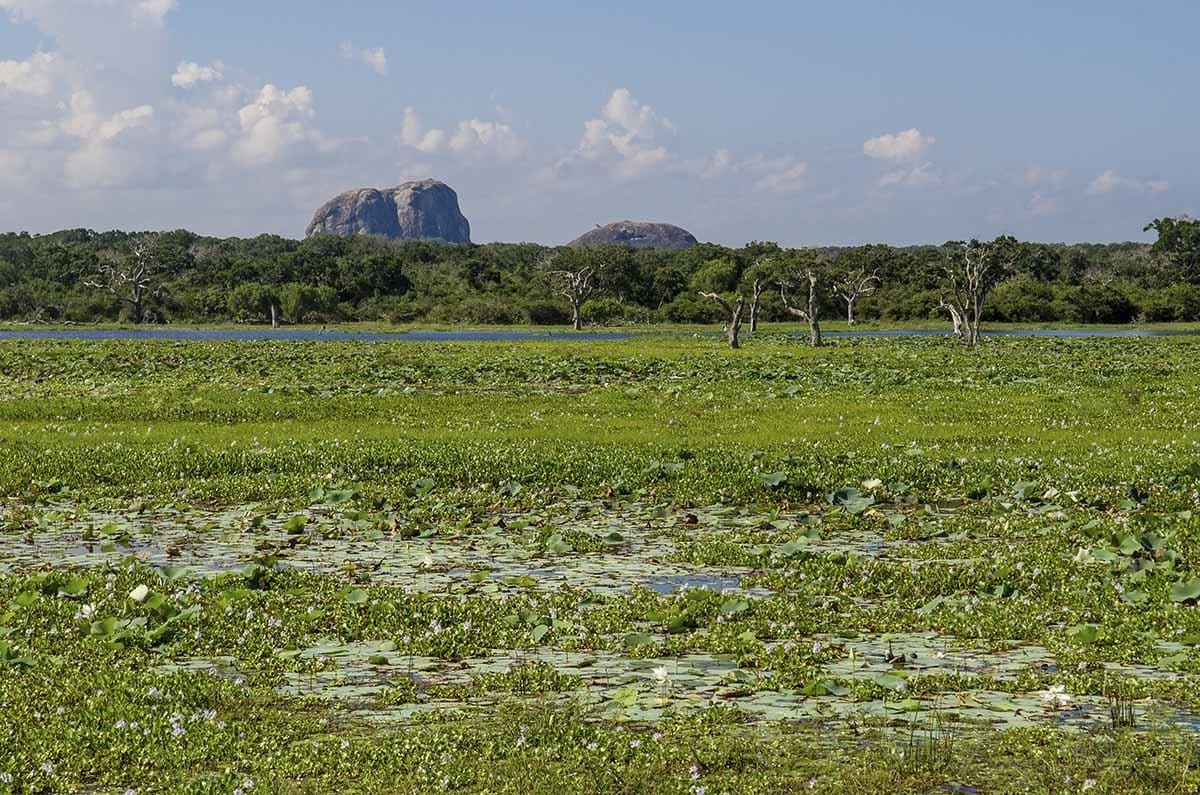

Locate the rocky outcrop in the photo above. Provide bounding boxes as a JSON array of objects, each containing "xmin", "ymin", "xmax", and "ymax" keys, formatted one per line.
[
  {"xmin": 306, "ymin": 179, "xmax": 471, "ymax": 243},
  {"xmin": 568, "ymin": 221, "xmax": 697, "ymax": 250}
]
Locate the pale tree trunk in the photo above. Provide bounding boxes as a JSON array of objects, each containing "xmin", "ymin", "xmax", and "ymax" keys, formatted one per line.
[
  {"xmin": 749, "ymin": 279, "xmax": 765, "ymax": 332},
  {"xmin": 572, "ymin": 301, "xmax": 582, "ymax": 331},
  {"xmin": 779, "ymin": 272, "xmax": 823, "ymax": 348},
  {"xmin": 270, "ymin": 304, "xmax": 279, "ymax": 328},
  {"xmin": 846, "ymin": 300, "xmax": 856, "ymax": 325},
  {"xmin": 939, "ymin": 298, "xmax": 964, "ymax": 340},
  {"xmin": 128, "ymin": 292, "xmax": 144, "ymax": 324},
  {"xmin": 699, "ymin": 292, "xmax": 745, "ymax": 349}
]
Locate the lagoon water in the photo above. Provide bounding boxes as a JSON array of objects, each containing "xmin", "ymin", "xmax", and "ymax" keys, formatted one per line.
[{"xmin": 0, "ymin": 327, "xmax": 1195, "ymax": 343}]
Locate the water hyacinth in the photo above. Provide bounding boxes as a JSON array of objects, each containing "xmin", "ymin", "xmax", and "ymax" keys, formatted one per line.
[{"xmin": 3, "ymin": 336, "xmax": 1200, "ymax": 790}]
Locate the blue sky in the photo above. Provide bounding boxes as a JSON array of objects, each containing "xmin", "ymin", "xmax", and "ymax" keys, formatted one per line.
[{"xmin": 0, "ymin": 1, "xmax": 1194, "ymax": 245}]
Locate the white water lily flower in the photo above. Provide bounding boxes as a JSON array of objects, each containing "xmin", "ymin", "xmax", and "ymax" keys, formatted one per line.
[
  {"xmin": 862, "ymin": 478, "xmax": 884, "ymax": 490},
  {"xmin": 129, "ymin": 584, "xmax": 150, "ymax": 603},
  {"xmin": 1039, "ymin": 684, "xmax": 1073, "ymax": 708},
  {"xmin": 651, "ymin": 666, "xmax": 670, "ymax": 684}
]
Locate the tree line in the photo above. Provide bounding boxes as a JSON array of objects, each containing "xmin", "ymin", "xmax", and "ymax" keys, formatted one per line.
[{"xmin": 1, "ymin": 220, "xmax": 1199, "ymax": 337}]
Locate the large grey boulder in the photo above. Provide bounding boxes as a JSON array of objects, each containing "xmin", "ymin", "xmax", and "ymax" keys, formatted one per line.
[
  {"xmin": 568, "ymin": 221, "xmax": 697, "ymax": 250},
  {"xmin": 306, "ymin": 179, "xmax": 471, "ymax": 243}
]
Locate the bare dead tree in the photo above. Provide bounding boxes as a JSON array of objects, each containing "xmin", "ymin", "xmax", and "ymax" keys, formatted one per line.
[
  {"xmin": 831, "ymin": 266, "xmax": 880, "ymax": 325},
  {"xmin": 939, "ymin": 236, "xmax": 1018, "ymax": 347},
  {"xmin": 82, "ymin": 235, "xmax": 169, "ymax": 324},
  {"xmin": 543, "ymin": 252, "xmax": 601, "ymax": 330},
  {"xmin": 699, "ymin": 291, "xmax": 745, "ymax": 349},
  {"xmin": 778, "ymin": 268, "xmax": 823, "ymax": 348}
]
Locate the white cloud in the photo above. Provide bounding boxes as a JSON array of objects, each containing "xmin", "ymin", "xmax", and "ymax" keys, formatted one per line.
[
  {"xmin": 172, "ymin": 61, "xmax": 224, "ymax": 89},
  {"xmin": 699, "ymin": 148, "xmax": 809, "ymax": 193},
  {"xmin": 877, "ymin": 161, "xmax": 938, "ymax": 189},
  {"xmin": 399, "ymin": 107, "xmax": 447, "ymax": 153},
  {"xmin": 55, "ymin": 90, "xmax": 156, "ymax": 188},
  {"xmin": 0, "ymin": 50, "xmax": 60, "ymax": 96},
  {"xmin": 863, "ymin": 128, "xmax": 935, "ymax": 162},
  {"xmin": 576, "ymin": 88, "xmax": 673, "ymax": 178},
  {"xmin": 59, "ymin": 90, "xmax": 154, "ymax": 142},
  {"xmin": 753, "ymin": 160, "xmax": 808, "ymax": 194},
  {"xmin": 448, "ymin": 118, "xmax": 524, "ymax": 159},
  {"xmin": 339, "ymin": 42, "xmax": 388, "ymax": 76},
  {"xmin": 399, "ymin": 107, "xmax": 523, "ymax": 160},
  {"xmin": 1085, "ymin": 169, "xmax": 1169, "ymax": 196},
  {"xmin": 0, "ymin": 0, "xmax": 175, "ymax": 26},
  {"xmin": 130, "ymin": 0, "xmax": 175, "ymax": 23},
  {"xmin": 232, "ymin": 84, "xmax": 317, "ymax": 166}
]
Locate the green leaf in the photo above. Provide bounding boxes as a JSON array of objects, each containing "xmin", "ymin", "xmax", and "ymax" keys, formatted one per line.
[
  {"xmin": 1171, "ymin": 578, "xmax": 1200, "ymax": 604},
  {"xmin": 342, "ymin": 588, "xmax": 370, "ymax": 605},
  {"xmin": 282, "ymin": 515, "xmax": 308, "ymax": 534},
  {"xmin": 719, "ymin": 598, "xmax": 750, "ymax": 616},
  {"xmin": 609, "ymin": 686, "xmax": 639, "ymax": 709},
  {"xmin": 12, "ymin": 591, "xmax": 38, "ymax": 608},
  {"xmin": 545, "ymin": 534, "xmax": 574, "ymax": 555},
  {"xmin": 623, "ymin": 632, "xmax": 654, "ymax": 649},
  {"xmin": 530, "ymin": 624, "xmax": 550, "ymax": 644},
  {"xmin": 1067, "ymin": 624, "xmax": 1105, "ymax": 645},
  {"xmin": 58, "ymin": 577, "xmax": 89, "ymax": 598},
  {"xmin": 759, "ymin": 471, "xmax": 788, "ymax": 488}
]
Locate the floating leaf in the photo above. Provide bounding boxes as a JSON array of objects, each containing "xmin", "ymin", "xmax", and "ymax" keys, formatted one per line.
[
  {"xmin": 759, "ymin": 472, "xmax": 788, "ymax": 488},
  {"xmin": 623, "ymin": 632, "xmax": 655, "ymax": 649},
  {"xmin": 342, "ymin": 588, "xmax": 370, "ymax": 605}
]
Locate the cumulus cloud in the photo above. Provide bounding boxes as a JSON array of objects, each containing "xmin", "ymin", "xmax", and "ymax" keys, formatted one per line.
[
  {"xmin": 232, "ymin": 84, "xmax": 317, "ymax": 166},
  {"xmin": 0, "ymin": 51, "xmax": 60, "ymax": 96},
  {"xmin": 863, "ymin": 128, "xmax": 935, "ymax": 162},
  {"xmin": 399, "ymin": 107, "xmax": 447, "ymax": 154},
  {"xmin": 58, "ymin": 90, "xmax": 154, "ymax": 142},
  {"xmin": 55, "ymin": 90, "xmax": 156, "ymax": 188},
  {"xmin": 171, "ymin": 61, "xmax": 224, "ymax": 89},
  {"xmin": 448, "ymin": 119, "xmax": 524, "ymax": 159},
  {"xmin": 339, "ymin": 42, "xmax": 388, "ymax": 76},
  {"xmin": 575, "ymin": 88, "xmax": 673, "ymax": 178},
  {"xmin": 399, "ymin": 107, "xmax": 524, "ymax": 160},
  {"xmin": 1085, "ymin": 169, "xmax": 1169, "ymax": 196}
]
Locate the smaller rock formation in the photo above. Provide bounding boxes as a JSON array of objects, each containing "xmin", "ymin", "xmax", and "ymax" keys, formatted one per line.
[{"xmin": 568, "ymin": 221, "xmax": 698, "ymax": 250}]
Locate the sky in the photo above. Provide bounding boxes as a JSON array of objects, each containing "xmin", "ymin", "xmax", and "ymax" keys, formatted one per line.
[{"xmin": 0, "ymin": 0, "xmax": 1195, "ymax": 246}]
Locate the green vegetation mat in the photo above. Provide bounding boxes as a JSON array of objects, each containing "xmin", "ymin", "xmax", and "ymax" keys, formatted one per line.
[{"xmin": 3, "ymin": 334, "xmax": 1200, "ymax": 793}]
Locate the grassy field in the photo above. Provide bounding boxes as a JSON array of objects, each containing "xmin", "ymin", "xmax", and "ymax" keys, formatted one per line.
[{"xmin": 3, "ymin": 332, "xmax": 1200, "ymax": 793}]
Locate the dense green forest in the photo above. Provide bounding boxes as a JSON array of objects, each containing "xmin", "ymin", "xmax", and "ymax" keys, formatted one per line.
[{"xmin": 1, "ymin": 218, "xmax": 1199, "ymax": 325}]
